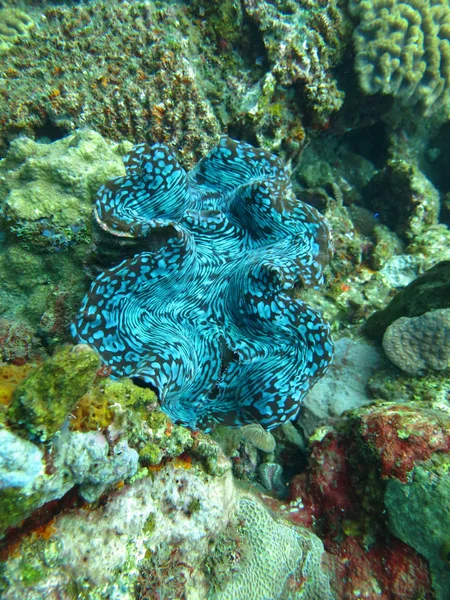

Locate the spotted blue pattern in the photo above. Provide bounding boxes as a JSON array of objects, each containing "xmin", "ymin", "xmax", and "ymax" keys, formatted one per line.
[{"xmin": 71, "ymin": 137, "xmax": 333, "ymax": 430}]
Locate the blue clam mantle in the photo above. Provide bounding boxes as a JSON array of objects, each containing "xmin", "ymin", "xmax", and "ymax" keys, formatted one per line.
[{"xmin": 71, "ymin": 137, "xmax": 333, "ymax": 430}]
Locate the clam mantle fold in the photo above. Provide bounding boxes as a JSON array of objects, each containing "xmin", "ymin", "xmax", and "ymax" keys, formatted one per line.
[{"xmin": 71, "ymin": 137, "xmax": 333, "ymax": 430}]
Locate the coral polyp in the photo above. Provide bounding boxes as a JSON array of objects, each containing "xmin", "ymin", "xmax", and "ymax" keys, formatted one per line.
[{"xmin": 72, "ymin": 138, "xmax": 333, "ymax": 431}]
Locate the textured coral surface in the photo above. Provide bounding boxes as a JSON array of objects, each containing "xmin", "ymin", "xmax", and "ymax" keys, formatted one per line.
[
  {"xmin": 72, "ymin": 137, "xmax": 333, "ymax": 431},
  {"xmin": 383, "ymin": 308, "xmax": 450, "ymax": 374},
  {"xmin": 350, "ymin": 0, "xmax": 450, "ymax": 113}
]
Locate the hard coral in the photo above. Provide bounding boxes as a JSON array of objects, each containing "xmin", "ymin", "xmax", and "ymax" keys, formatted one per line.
[
  {"xmin": 350, "ymin": 0, "xmax": 450, "ymax": 114},
  {"xmin": 0, "ymin": 1, "xmax": 220, "ymax": 163},
  {"xmin": 383, "ymin": 308, "xmax": 450, "ymax": 374},
  {"xmin": 210, "ymin": 496, "xmax": 334, "ymax": 600},
  {"xmin": 0, "ymin": 8, "xmax": 33, "ymax": 54},
  {"xmin": 0, "ymin": 130, "xmax": 130, "ymax": 250},
  {"xmin": 242, "ymin": 0, "xmax": 350, "ymax": 123},
  {"xmin": 72, "ymin": 137, "xmax": 333, "ymax": 431}
]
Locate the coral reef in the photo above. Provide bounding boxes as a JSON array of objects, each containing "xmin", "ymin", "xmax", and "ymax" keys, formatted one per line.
[
  {"xmin": 8, "ymin": 344, "xmax": 100, "ymax": 441},
  {"xmin": 0, "ymin": 1, "xmax": 448, "ymax": 596},
  {"xmin": 0, "ymin": 426, "xmax": 138, "ymax": 535},
  {"xmin": 242, "ymin": 0, "xmax": 350, "ymax": 124},
  {"xmin": 72, "ymin": 137, "xmax": 333, "ymax": 431},
  {"xmin": 0, "ymin": 1, "xmax": 223, "ymax": 162},
  {"xmin": 0, "ymin": 461, "xmax": 236, "ymax": 598},
  {"xmin": 349, "ymin": 0, "xmax": 450, "ymax": 115},
  {"xmin": 0, "ymin": 429, "xmax": 43, "ymax": 489},
  {"xmin": 284, "ymin": 401, "xmax": 443, "ymax": 599},
  {"xmin": 0, "ymin": 129, "xmax": 130, "ymax": 250},
  {"xmin": 382, "ymin": 308, "xmax": 450, "ymax": 374},
  {"xmin": 0, "ymin": 318, "xmax": 42, "ymax": 364},
  {"xmin": 354, "ymin": 401, "xmax": 450, "ymax": 482},
  {"xmin": 53, "ymin": 429, "xmax": 138, "ymax": 503},
  {"xmin": 0, "ymin": 8, "xmax": 33, "ymax": 54},
  {"xmin": 0, "ymin": 363, "xmax": 33, "ymax": 411},
  {"xmin": 208, "ymin": 496, "xmax": 334, "ymax": 599},
  {"xmin": 368, "ymin": 363, "xmax": 450, "ymax": 404}
]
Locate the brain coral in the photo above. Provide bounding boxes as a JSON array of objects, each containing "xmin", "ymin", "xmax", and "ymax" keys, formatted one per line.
[
  {"xmin": 72, "ymin": 137, "xmax": 333, "ymax": 431},
  {"xmin": 212, "ymin": 496, "xmax": 334, "ymax": 599},
  {"xmin": 349, "ymin": 0, "xmax": 450, "ymax": 114},
  {"xmin": 382, "ymin": 308, "xmax": 450, "ymax": 374},
  {"xmin": 0, "ymin": 8, "xmax": 33, "ymax": 54}
]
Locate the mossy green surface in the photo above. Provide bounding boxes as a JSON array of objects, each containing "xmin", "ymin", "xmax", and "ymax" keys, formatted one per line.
[
  {"xmin": 363, "ymin": 260, "xmax": 450, "ymax": 340},
  {"xmin": 9, "ymin": 345, "xmax": 100, "ymax": 441},
  {"xmin": 369, "ymin": 365, "xmax": 450, "ymax": 404},
  {"xmin": 0, "ymin": 130, "xmax": 130, "ymax": 250},
  {"xmin": 0, "ymin": 487, "xmax": 43, "ymax": 533}
]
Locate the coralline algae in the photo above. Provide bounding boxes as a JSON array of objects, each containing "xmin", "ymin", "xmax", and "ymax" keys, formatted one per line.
[{"xmin": 72, "ymin": 137, "xmax": 333, "ymax": 431}]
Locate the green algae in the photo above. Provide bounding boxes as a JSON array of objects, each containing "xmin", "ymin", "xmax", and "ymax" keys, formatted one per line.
[
  {"xmin": 9, "ymin": 345, "xmax": 100, "ymax": 441},
  {"xmin": 0, "ymin": 487, "xmax": 43, "ymax": 533}
]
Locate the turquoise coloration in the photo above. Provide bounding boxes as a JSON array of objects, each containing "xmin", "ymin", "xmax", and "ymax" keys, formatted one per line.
[{"xmin": 71, "ymin": 137, "xmax": 333, "ymax": 430}]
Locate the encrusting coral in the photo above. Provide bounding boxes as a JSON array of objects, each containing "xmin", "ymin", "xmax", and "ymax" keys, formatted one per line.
[
  {"xmin": 349, "ymin": 0, "xmax": 450, "ymax": 114},
  {"xmin": 72, "ymin": 137, "xmax": 334, "ymax": 431},
  {"xmin": 8, "ymin": 344, "xmax": 100, "ymax": 441}
]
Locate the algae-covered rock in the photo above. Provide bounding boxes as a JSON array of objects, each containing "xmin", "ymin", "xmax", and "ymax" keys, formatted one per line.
[
  {"xmin": 0, "ymin": 130, "xmax": 131, "ymax": 249},
  {"xmin": 0, "ymin": 460, "xmax": 235, "ymax": 598},
  {"xmin": 363, "ymin": 260, "xmax": 450, "ymax": 340},
  {"xmin": 362, "ymin": 158, "xmax": 440, "ymax": 241},
  {"xmin": 369, "ymin": 364, "xmax": 450, "ymax": 405},
  {"xmin": 385, "ymin": 455, "xmax": 450, "ymax": 600},
  {"xmin": 9, "ymin": 344, "xmax": 100, "ymax": 441},
  {"xmin": 53, "ymin": 430, "xmax": 138, "ymax": 503}
]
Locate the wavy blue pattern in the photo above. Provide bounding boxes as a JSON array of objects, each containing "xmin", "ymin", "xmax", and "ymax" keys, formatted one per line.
[{"xmin": 71, "ymin": 138, "xmax": 333, "ymax": 430}]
